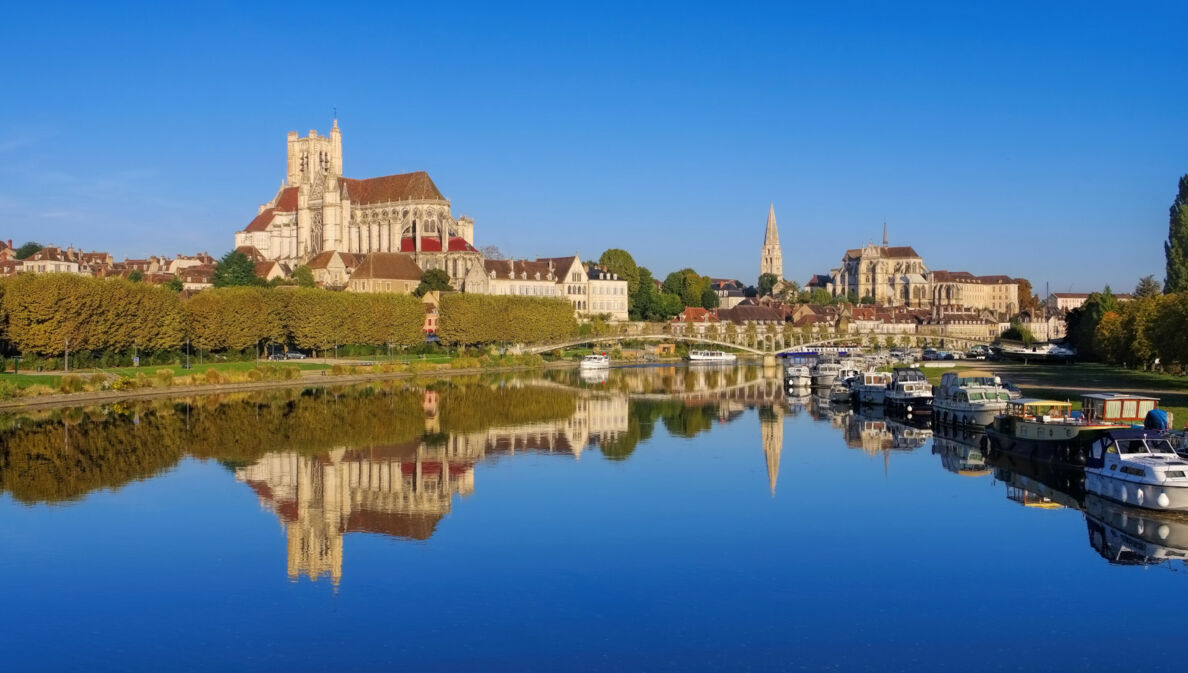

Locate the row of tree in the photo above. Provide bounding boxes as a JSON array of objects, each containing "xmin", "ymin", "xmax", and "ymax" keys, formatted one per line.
[{"xmin": 0, "ymin": 274, "xmax": 579, "ymax": 357}]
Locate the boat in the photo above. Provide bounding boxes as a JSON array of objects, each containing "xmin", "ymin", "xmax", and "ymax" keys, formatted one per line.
[
  {"xmin": 884, "ymin": 368, "xmax": 933, "ymax": 415},
  {"xmin": 784, "ymin": 364, "xmax": 812, "ymax": 390},
  {"xmin": 1085, "ymin": 495, "xmax": 1188, "ymax": 566},
  {"xmin": 1084, "ymin": 428, "xmax": 1188, "ymax": 511},
  {"xmin": 1080, "ymin": 393, "xmax": 1162, "ymax": 425},
  {"xmin": 828, "ymin": 381, "xmax": 853, "ymax": 404},
  {"xmin": 853, "ymin": 371, "xmax": 892, "ymax": 405},
  {"xmin": 992, "ymin": 342, "xmax": 1076, "ymax": 363},
  {"xmin": 579, "ymin": 353, "xmax": 610, "ymax": 369},
  {"xmin": 984, "ymin": 399, "xmax": 1119, "ymax": 467},
  {"xmin": 932, "ymin": 369, "xmax": 1011, "ymax": 427},
  {"xmin": 812, "ymin": 361, "xmax": 843, "ymax": 387},
  {"xmin": 687, "ymin": 350, "xmax": 737, "ymax": 363}
]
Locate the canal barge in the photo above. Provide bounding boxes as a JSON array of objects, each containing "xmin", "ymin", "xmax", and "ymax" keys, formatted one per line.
[
  {"xmin": 884, "ymin": 368, "xmax": 933, "ymax": 415},
  {"xmin": 932, "ymin": 369, "xmax": 1011, "ymax": 427},
  {"xmin": 853, "ymin": 371, "xmax": 892, "ymax": 405},
  {"xmin": 984, "ymin": 399, "xmax": 1117, "ymax": 467}
]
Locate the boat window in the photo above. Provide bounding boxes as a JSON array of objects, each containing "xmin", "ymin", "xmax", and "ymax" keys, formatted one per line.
[
  {"xmin": 1105, "ymin": 400, "xmax": 1122, "ymax": 418},
  {"xmin": 998, "ymin": 393, "xmax": 1011, "ymax": 401},
  {"xmin": 1123, "ymin": 401, "xmax": 1138, "ymax": 418},
  {"xmin": 1147, "ymin": 440, "xmax": 1176, "ymax": 454},
  {"xmin": 1120, "ymin": 466, "xmax": 1146, "ymax": 476},
  {"xmin": 1109, "ymin": 464, "xmax": 1117, "ymax": 471},
  {"xmin": 968, "ymin": 392, "xmax": 984, "ymax": 402},
  {"xmin": 1139, "ymin": 401, "xmax": 1156, "ymax": 416},
  {"xmin": 1167, "ymin": 471, "xmax": 1186, "ymax": 478},
  {"xmin": 1117, "ymin": 440, "xmax": 1147, "ymax": 454}
]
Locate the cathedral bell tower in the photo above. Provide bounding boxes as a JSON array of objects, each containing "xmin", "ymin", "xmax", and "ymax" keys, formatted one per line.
[
  {"xmin": 760, "ymin": 203, "xmax": 783, "ymax": 280},
  {"xmin": 286, "ymin": 120, "xmax": 342, "ymax": 186}
]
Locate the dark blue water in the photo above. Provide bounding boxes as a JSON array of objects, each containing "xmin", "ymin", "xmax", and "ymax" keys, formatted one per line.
[{"xmin": 1, "ymin": 367, "xmax": 1183, "ymax": 672}]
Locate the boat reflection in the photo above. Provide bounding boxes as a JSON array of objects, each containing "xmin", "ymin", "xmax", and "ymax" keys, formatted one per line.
[
  {"xmin": 931, "ymin": 424, "xmax": 991, "ymax": 477},
  {"xmin": 1085, "ymin": 495, "xmax": 1188, "ymax": 566}
]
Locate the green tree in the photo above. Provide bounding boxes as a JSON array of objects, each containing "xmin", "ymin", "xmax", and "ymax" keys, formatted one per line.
[
  {"xmin": 807, "ymin": 288, "xmax": 833, "ymax": 305},
  {"xmin": 212, "ymin": 250, "xmax": 263, "ymax": 288},
  {"xmin": 662, "ymin": 268, "xmax": 711, "ymax": 307},
  {"xmin": 758, "ymin": 273, "xmax": 779, "ymax": 297},
  {"xmin": 1134, "ymin": 275, "xmax": 1161, "ymax": 298},
  {"xmin": 1165, "ymin": 174, "xmax": 1188, "ymax": 293},
  {"xmin": 166, "ymin": 277, "xmax": 183, "ymax": 293},
  {"xmin": 1000, "ymin": 321, "xmax": 1036, "ymax": 346},
  {"xmin": 414, "ymin": 268, "xmax": 453, "ymax": 297},
  {"xmin": 1064, "ymin": 288, "xmax": 1118, "ymax": 358},
  {"xmin": 598, "ymin": 249, "xmax": 640, "ymax": 296},
  {"xmin": 14, "ymin": 242, "xmax": 42, "ymax": 260},
  {"xmin": 128, "ymin": 270, "xmax": 144, "ymax": 283},
  {"xmin": 292, "ymin": 265, "xmax": 315, "ymax": 288},
  {"xmin": 700, "ymin": 287, "xmax": 719, "ymax": 309}
]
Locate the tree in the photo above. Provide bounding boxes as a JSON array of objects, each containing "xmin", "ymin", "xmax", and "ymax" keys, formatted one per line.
[
  {"xmin": 128, "ymin": 270, "xmax": 144, "ymax": 283},
  {"xmin": 807, "ymin": 288, "xmax": 833, "ymax": 305},
  {"xmin": 292, "ymin": 265, "xmax": 315, "ymax": 288},
  {"xmin": 1000, "ymin": 321, "xmax": 1036, "ymax": 346},
  {"xmin": 1165, "ymin": 174, "xmax": 1188, "ymax": 293},
  {"xmin": 859, "ymin": 295, "xmax": 876, "ymax": 305},
  {"xmin": 662, "ymin": 269, "xmax": 711, "ymax": 307},
  {"xmin": 212, "ymin": 250, "xmax": 263, "ymax": 288},
  {"xmin": 14, "ymin": 242, "xmax": 43, "ymax": 260},
  {"xmin": 700, "ymin": 287, "xmax": 719, "ymax": 309},
  {"xmin": 479, "ymin": 245, "xmax": 506, "ymax": 260},
  {"xmin": 414, "ymin": 268, "xmax": 453, "ymax": 297},
  {"xmin": 1065, "ymin": 288, "xmax": 1118, "ymax": 358},
  {"xmin": 598, "ymin": 249, "xmax": 640, "ymax": 296},
  {"xmin": 758, "ymin": 273, "xmax": 779, "ymax": 297},
  {"xmin": 1134, "ymin": 275, "xmax": 1161, "ymax": 298},
  {"xmin": 1015, "ymin": 278, "xmax": 1041, "ymax": 314},
  {"xmin": 166, "ymin": 277, "xmax": 183, "ymax": 293}
]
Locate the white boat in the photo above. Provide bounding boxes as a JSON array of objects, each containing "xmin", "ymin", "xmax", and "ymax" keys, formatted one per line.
[
  {"xmin": 853, "ymin": 371, "xmax": 892, "ymax": 405},
  {"xmin": 932, "ymin": 369, "xmax": 1011, "ymax": 427},
  {"xmin": 828, "ymin": 381, "xmax": 853, "ymax": 404},
  {"xmin": 784, "ymin": 364, "xmax": 812, "ymax": 389},
  {"xmin": 1085, "ymin": 429, "xmax": 1188, "ymax": 511},
  {"xmin": 884, "ymin": 368, "xmax": 933, "ymax": 414},
  {"xmin": 579, "ymin": 353, "xmax": 610, "ymax": 369},
  {"xmin": 687, "ymin": 350, "xmax": 737, "ymax": 363},
  {"xmin": 812, "ymin": 362, "xmax": 842, "ymax": 387}
]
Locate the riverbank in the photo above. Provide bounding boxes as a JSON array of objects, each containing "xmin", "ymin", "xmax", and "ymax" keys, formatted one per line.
[{"xmin": 0, "ymin": 360, "xmax": 580, "ymax": 412}]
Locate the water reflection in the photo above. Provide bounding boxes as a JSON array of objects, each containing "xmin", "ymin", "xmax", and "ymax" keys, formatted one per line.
[{"xmin": 3, "ymin": 362, "xmax": 1186, "ymax": 582}]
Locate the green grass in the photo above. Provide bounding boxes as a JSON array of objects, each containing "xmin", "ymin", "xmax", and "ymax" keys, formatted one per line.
[
  {"xmin": 0, "ymin": 373, "xmax": 63, "ymax": 390},
  {"xmin": 2, "ymin": 360, "xmax": 328, "ymax": 381},
  {"xmin": 338, "ymin": 353, "xmax": 455, "ymax": 364}
]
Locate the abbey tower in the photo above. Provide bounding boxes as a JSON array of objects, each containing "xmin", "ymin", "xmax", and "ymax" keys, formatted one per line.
[{"xmin": 760, "ymin": 203, "xmax": 783, "ymax": 280}]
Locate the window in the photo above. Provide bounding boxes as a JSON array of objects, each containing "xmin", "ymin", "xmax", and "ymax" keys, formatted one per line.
[{"xmin": 1167, "ymin": 471, "xmax": 1186, "ymax": 478}]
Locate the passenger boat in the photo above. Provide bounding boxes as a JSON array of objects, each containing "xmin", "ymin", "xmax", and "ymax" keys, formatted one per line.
[
  {"xmin": 984, "ymin": 399, "xmax": 1118, "ymax": 467},
  {"xmin": 932, "ymin": 369, "xmax": 1011, "ymax": 427},
  {"xmin": 784, "ymin": 364, "xmax": 812, "ymax": 389},
  {"xmin": 687, "ymin": 350, "xmax": 737, "ymax": 363},
  {"xmin": 1080, "ymin": 393, "xmax": 1162, "ymax": 425},
  {"xmin": 579, "ymin": 353, "xmax": 610, "ymax": 369},
  {"xmin": 812, "ymin": 362, "xmax": 843, "ymax": 387},
  {"xmin": 1084, "ymin": 429, "xmax": 1188, "ymax": 511},
  {"xmin": 884, "ymin": 368, "xmax": 933, "ymax": 415},
  {"xmin": 828, "ymin": 381, "xmax": 853, "ymax": 404},
  {"xmin": 852, "ymin": 371, "xmax": 892, "ymax": 405}
]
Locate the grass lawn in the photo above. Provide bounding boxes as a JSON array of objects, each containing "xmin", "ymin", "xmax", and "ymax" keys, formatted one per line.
[
  {"xmin": 2, "ymin": 360, "xmax": 329, "ymax": 384},
  {"xmin": 338, "ymin": 353, "xmax": 455, "ymax": 364}
]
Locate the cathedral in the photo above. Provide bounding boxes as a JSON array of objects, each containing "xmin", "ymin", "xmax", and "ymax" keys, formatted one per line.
[{"xmin": 235, "ymin": 121, "xmax": 485, "ymax": 290}]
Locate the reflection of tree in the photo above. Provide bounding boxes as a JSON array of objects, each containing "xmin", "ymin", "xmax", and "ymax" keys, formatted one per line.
[
  {"xmin": 599, "ymin": 414, "xmax": 640, "ymax": 461},
  {"xmin": 0, "ymin": 383, "xmax": 580, "ymax": 505}
]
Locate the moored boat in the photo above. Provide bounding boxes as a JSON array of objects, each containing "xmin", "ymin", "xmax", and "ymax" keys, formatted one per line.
[
  {"xmin": 784, "ymin": 364, "xmax": 812, "ymax": 390},
  {"xmin": 932, "ymin": 369, "xmax": 1011, "ymax": 427},
  {"xmin": 985, "ymin": 399, "xmax": 1118, "ymax": 467},
  {"xmin": 812, "ymin": 361, "xmax": 843, "ymax": 387},
  {"xmin": 1084, "ymin": 429, "xmax": 1188, "ymax": 511},
  {"xmin": 884, "ymin": 368, "xmax": 933, "ymax": 415},
  {"xmin": 853, "ymin": 371, "xmax": 892, "ymax": 406},
  {"xmin": 579, "ymin": 353, "xmax": 610, "ymax": 369},
  {"xmin": 687, "ymin": 350, "xmax": 737, "ymax": 363}
]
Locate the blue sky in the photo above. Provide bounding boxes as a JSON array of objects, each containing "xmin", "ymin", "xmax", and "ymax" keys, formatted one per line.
[{"xmin": 1, "ymin": 1, "xmax": 1184, "ymax": 292}]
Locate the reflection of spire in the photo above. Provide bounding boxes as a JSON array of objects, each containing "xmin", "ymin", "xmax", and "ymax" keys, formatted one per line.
[{"xmin": 760, "ymin": 406, "xmax": 784, "ymax": 496}]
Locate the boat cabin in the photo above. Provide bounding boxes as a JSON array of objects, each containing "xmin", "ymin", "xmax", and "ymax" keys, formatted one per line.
[
  {"xmin": 1005, "ymin": 399, "xmax": 1075, "ymax": 422},
  {"xmin": 1081, "ymin": 393, "xmax": 1160, "ymax": 424},
  {"xmin": 861, "ymin": 372, "xmax": 892, "ymax": 387}
]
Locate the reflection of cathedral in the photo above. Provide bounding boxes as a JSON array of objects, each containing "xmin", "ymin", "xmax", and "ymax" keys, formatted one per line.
[{"xmin": 238, "ymin": 387, "xmax": 630, "ymax": 584}]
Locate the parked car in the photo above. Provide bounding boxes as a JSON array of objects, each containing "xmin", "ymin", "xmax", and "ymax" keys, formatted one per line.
[
  {"xmin": 267, "ymin": 353, "xmax": 286, "ymax": 361},
  {"xmin": 285, "ymin": 352, "xmax": 307, "ymax": 360}
]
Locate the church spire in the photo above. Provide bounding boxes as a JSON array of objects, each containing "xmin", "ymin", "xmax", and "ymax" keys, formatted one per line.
[
  {"xmin": 760, "ymin": 203, "xmax": 783, "ymax": 280},
  {"xmin": 764, "ymin": 203, "xmax": 780, "ymax": 247},
  {"xmin": 882, "ymin": 220, "xmax": 888, "ymax": 247}
]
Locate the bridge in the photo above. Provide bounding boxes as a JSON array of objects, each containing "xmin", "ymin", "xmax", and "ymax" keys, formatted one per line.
[{"xmin": 522, "ymin": 323, "xmax": 996, "ymax": 356}]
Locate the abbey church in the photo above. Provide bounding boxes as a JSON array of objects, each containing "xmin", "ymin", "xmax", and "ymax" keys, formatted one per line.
[{"xmin": 235, "ymin": 121, "xmax": 485, "ymax": 290}]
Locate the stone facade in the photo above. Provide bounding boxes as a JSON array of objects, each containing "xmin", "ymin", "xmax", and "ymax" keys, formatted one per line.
[
  {"xmin": 235, "ymin": 121, "xmax": 483, "ymax": 291},
  {"xmin": 480, "ymin": 255, "xmax": 629, "ymax": 321}
]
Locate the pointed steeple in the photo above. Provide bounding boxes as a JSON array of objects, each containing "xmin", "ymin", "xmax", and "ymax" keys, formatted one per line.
[
  {"xmin": 760, "ymin": 204, "xmax": 783, "ymax": 280},
  {"xmin": 764, "ymin": 203, "xmax": 780, "ymax": 246},
  {"xmin": 882, "ymin": 220, "xmax": 888, "ymax": 247}
]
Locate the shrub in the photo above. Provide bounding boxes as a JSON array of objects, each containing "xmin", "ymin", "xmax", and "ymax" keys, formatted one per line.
[
  {"xmin": 24, "ymin": 384, "xmax": 57, "ymax": 396},
  {"xmin": 154, "ymin": 369, "xmax": 174, "ymax": 387},
  {"xmin": 59, "ymin": 374, "xmax": 85, "ymax": 393},
  {"xmin": 450, "ymin": 356, "xmax": 482, "ymax": 369},
  {"xmin": 111, "ymin": 376, "xmax": 136, "ymax": 391},
  {"xmin": 247, "ymin": 368, "xmax": 263, "ymax": 381},
  {"xmin": 204, "ymin": 368, "xmax": 224, "ymax": 384},
  {"xmin": 331, "ymin": 364, "xmax": 345, "ymax": 375},
  {"xmin": 0, "ymin": 381, "xmax": 19, "ymax": 400},
  {"xmin": 135, "ymin": 372, "xmax": 152, "ymax": 388}
]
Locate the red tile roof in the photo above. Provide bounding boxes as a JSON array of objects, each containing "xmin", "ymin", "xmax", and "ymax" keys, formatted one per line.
[
  {"xmin": 275, "ymin": 187, "xmax": 298, "ymax": 211},
  {"xmin": 398, "ymin": 236, "xmax": 476, "ymax": 253},
  {"xmin": 339, "ymin": 172, "xmax": 444, "ymax": 205},
  {"xmin": 244, "ymin": 208, "xmax": 275, "ymax": 233},
  {"xmin": 351, "ymin": 253, "xmax": 423, "ymax": 281}
]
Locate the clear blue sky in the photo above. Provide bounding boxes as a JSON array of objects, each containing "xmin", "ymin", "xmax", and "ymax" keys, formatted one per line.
[{"xmin": 2, "ymin": 1, "xmax": 1185, "ymax": 293}]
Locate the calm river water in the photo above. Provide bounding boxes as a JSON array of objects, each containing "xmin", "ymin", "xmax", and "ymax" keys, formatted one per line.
[{"xmin": 2, "ymin": 364, "xmax": 1185, "ymax": 672}]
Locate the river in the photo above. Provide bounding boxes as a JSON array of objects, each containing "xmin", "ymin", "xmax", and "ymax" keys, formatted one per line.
[{"xmin": 1, "ymin": 364, "xmax": 1184, "ymax": 671}]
